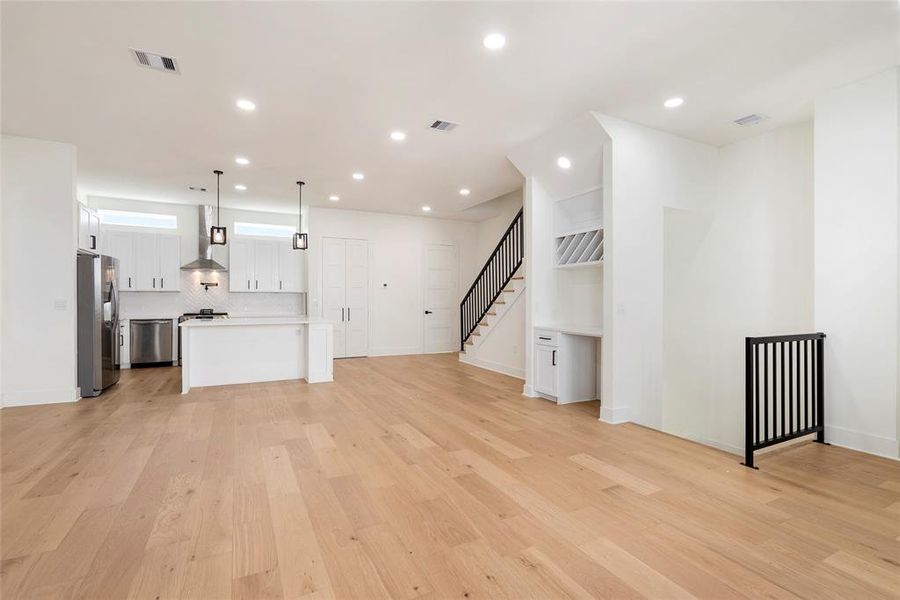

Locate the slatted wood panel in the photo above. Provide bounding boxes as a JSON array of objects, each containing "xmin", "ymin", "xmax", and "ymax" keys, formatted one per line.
[{"xmin": 2, "ymin": 355, "xmax": 899, "ymax": 599}]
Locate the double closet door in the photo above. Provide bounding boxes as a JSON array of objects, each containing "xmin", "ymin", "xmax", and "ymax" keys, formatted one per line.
[{"xmin": 323, "ymin": 237, "xmax": 368, "ymax": 358}]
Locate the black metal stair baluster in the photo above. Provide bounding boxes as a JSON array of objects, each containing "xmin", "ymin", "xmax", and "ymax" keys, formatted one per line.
[{"xmin": 764, "ymin": 342, "xmax": 769, "ymax": 443}]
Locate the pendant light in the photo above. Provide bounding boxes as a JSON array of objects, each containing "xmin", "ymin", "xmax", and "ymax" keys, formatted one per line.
[
  {"xmin": 210, "ymin": 169, "xmax": 227, "ymax": 245},
  {"xmin": 293, "ymin": 180, "xmax": 308, "ymax": 250}
]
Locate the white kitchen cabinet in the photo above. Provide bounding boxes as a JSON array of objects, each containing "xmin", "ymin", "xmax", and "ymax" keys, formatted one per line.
[
  {"xmin": 229, "ymin": 238, "xmax": 254, "ymax": 292},
  {"xmin": 253, "ymin": 240, "xmax": 278, "ymax": 292},
  {"xmin": 111, "ymin": 231, "xmax": 180, "ymax": 292},
  {"xmin": 119, "ymin": 319, "xmax": 130, "ymax": 368},
  {"xmin": 102, "ymin": 230, "xmax": 136, "ymax": 290},
  {"xmin": 323, "ymin": 237, "xmax": 368, "ymax": 358},
  {"xmin": 77, "ymin": 205, "xmax": 101, "ymax": 254},
  {"xmin": 156, "ymin": 235, "xmax": 181, "ymax": 291},
  {"xmin": 534, "ymin": 341, "xmax": 558, "ymax": 397},
  {"xmin": 276, "ymin": 243, "xmax": 306, "ymax": 292},
  {"xmin": 533, "ymin": 327, "xmax": 599, "ymax": 404},
  {"xmin": 230, "ymin": 237, "xmax": 305, "ymax": 293}
]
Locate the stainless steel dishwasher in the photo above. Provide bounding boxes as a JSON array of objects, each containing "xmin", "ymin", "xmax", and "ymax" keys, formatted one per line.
[{"xmin": 130, "ymin": 319, "xmax": 174, "ymax": 365}]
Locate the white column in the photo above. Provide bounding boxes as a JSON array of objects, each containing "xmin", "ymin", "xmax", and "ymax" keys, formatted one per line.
[{"xmin": 814, "ymin": 67, "xmax": 900, "ymax": 459}]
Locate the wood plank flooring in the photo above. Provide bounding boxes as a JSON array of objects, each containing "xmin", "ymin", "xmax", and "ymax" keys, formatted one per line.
[{"xmin": 2, "ymin": 353, "xmax": 899, "ymax": 599}]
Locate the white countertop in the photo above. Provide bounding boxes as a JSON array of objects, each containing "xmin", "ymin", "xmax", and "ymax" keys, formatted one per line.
[
  {"xmin": 179, "ymin": 316, "xmax": 329, "ymax": 328},
  {"xmin": 535, "ymin": 324, "xmax": 604, "ymax": 337}
]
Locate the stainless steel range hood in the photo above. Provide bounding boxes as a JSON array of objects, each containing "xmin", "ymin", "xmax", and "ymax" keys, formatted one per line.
[{"xmin": 181, "ymin": 205, "xmax": 227, "ymax": 271}]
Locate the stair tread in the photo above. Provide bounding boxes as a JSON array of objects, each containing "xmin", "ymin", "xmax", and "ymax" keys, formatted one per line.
[
  {"xmin": 478, "ymin": 322, "xmax": 489, "ymax": 327},
  {"xmin": 465, "ymin": 340, "xmax": 474, "ymax": 345},
  {"xmin": 501, "ymin": 289, "xmax": 515, "ymax": 293},
  {"xmin": 511, "ymin": 276, "xmax": 524, "ymax": 280},
  {"xmin": 494, "ymin": 300, "xmax": 506, "ymax": 304},
  {"xmin": 471, "ymin": 331, "xmax": 481, "ymax": 336},
  {"xmin": 485, "ymin": 312, "xmax": 496, "ymax": 316}
]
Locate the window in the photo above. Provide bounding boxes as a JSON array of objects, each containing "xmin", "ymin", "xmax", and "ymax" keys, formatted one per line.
[
  {"xmin": 97, "ymin": 209, "xmax": 177, "ymax": 229},
  {"xmin": 234, "ymin": 221, "xmax": 296, "ymax": 238}
]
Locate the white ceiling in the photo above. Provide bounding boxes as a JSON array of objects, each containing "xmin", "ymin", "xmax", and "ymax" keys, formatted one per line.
[{"xmin": 2, "ymin": 2, "xmax": 897, "ymax": 219}]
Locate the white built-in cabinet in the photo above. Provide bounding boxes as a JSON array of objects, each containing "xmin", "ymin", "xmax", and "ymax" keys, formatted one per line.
[
  {"xmin": 534, "ymin": 331, "xmax": 559, "ymax": 396},
  {"xmin": 533, "ymin": 327, "xmax": 598, "ymax": 404},
  {"xmin": 322, "ymin": 237, "xmax": 368, "ymax": 359},
  {"xmin": 78, "ymin": 205, "xmax": 101, "ymax": 254},
  {"xmin": 229, "ymin": 237, "xmax": 307, "ymax": 293},
  {"xmin": 102, "ymin": 230, "xmax": 180, "ymax": 292}
]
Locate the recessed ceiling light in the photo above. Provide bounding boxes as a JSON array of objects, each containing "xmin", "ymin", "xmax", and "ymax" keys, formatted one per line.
[
  {"xmin": 557, "ymin": 156, "xmax": 571, "ymax": 170},
  {"xmin": 390, "ymin": 131, "xmax": 406, "ymax": 141},
  {"xmin": 421, "ymin": 206, "xmax": 432, "ymax": 212},
  {"xmin": 235, "ymin": 156, "xmax": 250, "ymax": 165},
  {"xmin": 234, "ymin": 184, "xmax": 247, "ymax": 191},
  {"xmin": 664, "ymin": 97, "xmax": 684, "ymax": 108},
  {"xmin": 236, "ymin": 99, "xmax": 256, "ymax": 111},
  {"xmin": 459, "ymin": 188, "xmax": 471, "ymax": 196},
  {"xmin": 352, "ymin": 172, "xmax": 365, "ymax": 180},
  {"xmin": 329, "ymin": 195, "xmax": 339, "ymax": 202},
  {"xmin": 483, "ymin": 32, "xmax": 506, "ymax": 50}
]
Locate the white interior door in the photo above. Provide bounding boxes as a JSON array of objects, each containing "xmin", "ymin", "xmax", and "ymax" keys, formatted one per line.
[
  {"xmin": 423, "ymin": 243, "xmax": 458, "ymax": 353},
  {"xmin": 322, "ymin": 237, "xmax": 348, "ymax": 358},
  {"xmin": 345, "ymin": 239, "xmax": 368, "ymax": 358}
]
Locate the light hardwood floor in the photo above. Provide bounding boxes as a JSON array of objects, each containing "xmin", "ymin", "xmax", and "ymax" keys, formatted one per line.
[{"xmin": 2, "ymin": 354, "xmax": 899, "ymax": 599}]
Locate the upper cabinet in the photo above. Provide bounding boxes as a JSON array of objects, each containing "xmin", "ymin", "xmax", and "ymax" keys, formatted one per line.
[
  {"xmin": 103, "ymin": 231, "xmax": 136, "ymax": 289},
  {"xmin": 230, "ymin": 237, "xmax": 307, "ymax": 293},
  {"xmin": 102, "ymin": 230, "xmax": 180, "ymax": 292},
  {"xmin": 77, "ymin": 205, "xmax": 101, "ymax": 254},
  {"xmin": 277, "ymin": 242, "xmax": 305, "ymax": 292}
]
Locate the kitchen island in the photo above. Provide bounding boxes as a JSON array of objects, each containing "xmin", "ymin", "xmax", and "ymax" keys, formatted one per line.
[{"xmin": 179, "ymin": 317, "xmax": 333, "ymax": 394}]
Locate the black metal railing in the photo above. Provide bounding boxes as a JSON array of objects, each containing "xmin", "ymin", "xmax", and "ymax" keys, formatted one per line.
[
  {"xmin": 460, "ymin": 208, "xmax": 524, "ymax": 351},
  {"xmin": 743, "ymin": 332, "xmax": 826, "ymax": 469}
]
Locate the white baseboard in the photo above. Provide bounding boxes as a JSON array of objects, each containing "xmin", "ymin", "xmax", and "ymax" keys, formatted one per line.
[
  {"xmin": 459, "ymin": 354, "xmax": 525, "ymax": 380},
  {"xmin": 825, "ymin": 424, "xmax": 899, "ymax": 460},
  {"xmin": 368, "ymin": 346, "xmax": 425, "ymax": 357},
  {"xmin": 599, "ymin": 404, "xmax": 630, "ymax": 424},
  {"xmin": 522, "ymin": 383, "xmax": 538, "ymax": 398},
  {"xmin": 692, "ymin": 436, "xmax": 743, "ymax": 456},
  {"xmin": 2, "ymin": 386, "xmax": 79, "ymax": 408}
]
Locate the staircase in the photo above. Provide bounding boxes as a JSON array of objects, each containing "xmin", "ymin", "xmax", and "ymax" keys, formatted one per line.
[{"xmin": 460, "ymin": 208, "xmax": 524, "ymax": 351}]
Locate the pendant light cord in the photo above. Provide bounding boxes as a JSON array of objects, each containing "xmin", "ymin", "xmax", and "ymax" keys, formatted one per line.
[
  {"xmin": 213, "ymin": 169, "xmax": 223, "ymax": 226},
  {"xmin": 296, "ymin": 181, "xmax": 305, "ymax": 232}
]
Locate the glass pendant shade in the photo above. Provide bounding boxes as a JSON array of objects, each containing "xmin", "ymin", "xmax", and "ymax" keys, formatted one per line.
[
  {"xmin": 293, "ymin": 232, "xmax": 308, "ymax": 250},
  {"xmin": 210, "ymin": 225, "xmax": 227, "ymax": 245}
]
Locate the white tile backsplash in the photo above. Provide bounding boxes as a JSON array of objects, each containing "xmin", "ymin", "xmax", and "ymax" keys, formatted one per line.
[{"xmin": 120, "ymin": 270, "xmax": 306, "ymax": 317}]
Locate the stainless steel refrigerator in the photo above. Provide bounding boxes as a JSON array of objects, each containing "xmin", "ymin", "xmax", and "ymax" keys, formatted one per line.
[{"xmin": 77, "ymin": 253, "xmax": 121, "ymax": 397}]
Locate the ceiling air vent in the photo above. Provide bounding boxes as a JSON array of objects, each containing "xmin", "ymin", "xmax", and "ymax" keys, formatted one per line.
[
  {"xmin": 733, "ymin": 114, "xmax": 768, "ymax": 127},
  {"xmin": 429, "ymin": 119, "xmax": 459, "ymax": 132},
  {"xmin": 130, "ymin": 48, "xmax": 180, "ymax": 74}
]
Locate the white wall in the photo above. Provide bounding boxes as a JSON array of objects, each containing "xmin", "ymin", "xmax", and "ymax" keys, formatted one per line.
[
  {"xmin": 307, "ymin": 207, "xmax": 480, "ymax": 356},
  {"xmin": 1, "ymin": 135, "xmax": 78, "ymax": 407},
  {"xmin": 814, "ymin": 68, "xmax": 899, "ymax": 459},
  {"xmin": 473, "ymin": 189, "xmax": 523, "ymax": 262},
  {"xmin": 86, "ymin": 195, "xmax": 306, "ymax": 317},
  {"xmin": 467, "ymin": 189, "xmax": 527, "ymax": 377},
  {"xmin": 593, "ymin": 113, "xmax": 719, "ymax": 428},
  {"xmin": 512, "ymin": 112, "xmax": 818, "ymax": 455},
  {"xmin": 663, "ymin": 122, "xmax": 814, "ymax": 453}
]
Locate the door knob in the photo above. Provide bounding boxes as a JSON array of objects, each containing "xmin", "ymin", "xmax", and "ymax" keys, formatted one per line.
[{"xmin": 424, "ymin": 310, "xmax": 433, "ymax": 315}]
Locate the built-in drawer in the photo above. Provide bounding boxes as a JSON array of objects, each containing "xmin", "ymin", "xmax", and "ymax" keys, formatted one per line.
[{"xmin": 534, "ymin": 328, "xmax": 558, "ymax": 347}]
